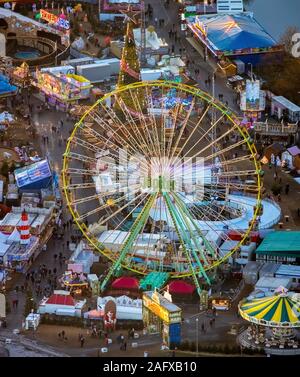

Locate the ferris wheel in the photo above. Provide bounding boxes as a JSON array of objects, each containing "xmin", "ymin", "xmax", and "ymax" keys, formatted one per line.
[{"xmin": 62, "ymin": 81, "xmax": 262, "ymax": 294}]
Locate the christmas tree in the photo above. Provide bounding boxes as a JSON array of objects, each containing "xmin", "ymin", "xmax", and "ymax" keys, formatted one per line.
[{"xmin": 115, "ymin": 8, "xmax": 146, "ymax": 117}]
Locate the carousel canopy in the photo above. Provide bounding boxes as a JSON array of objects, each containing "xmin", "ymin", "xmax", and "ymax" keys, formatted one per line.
[
  {"xmin": 239, "ymin": 292, "xmax": 300, "ymax": 328},
  {"xmin": 192, "ymin": 13, "xmax": 277, "ymax": 52},
  {"xmin": 168, "ymin": 280, "xmax": 196, "ymax": 295},
  {"xmin": 111, "ymin": 276, "xmax": 139, "ymax": 290}
]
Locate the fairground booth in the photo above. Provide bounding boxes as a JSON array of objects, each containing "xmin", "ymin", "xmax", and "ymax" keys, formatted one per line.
[
  {"xmin": 142, "ymin": 290, "xmax": 182, "ymax": 348},
  {"xmin": 32, "ymin": 67, "xmax": 92, "ymax": 111},
  {"xmin": 187, "ymin": 12, "xmax": 283, "ymax": 68}
]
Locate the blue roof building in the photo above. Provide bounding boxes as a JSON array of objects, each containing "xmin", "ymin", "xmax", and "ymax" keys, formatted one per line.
[{"xmin": 188, "ymin": 12, "xmax": 283, "ymax": 65}]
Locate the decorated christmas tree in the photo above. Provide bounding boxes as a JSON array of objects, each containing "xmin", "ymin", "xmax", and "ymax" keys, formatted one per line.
[
  {"xmin": 118, "ymin": 19, "xmax": 141, "ymax": 88},
  {"xmin": 115, "ymin": 8, "xmax": 147, "ymax": 117}
]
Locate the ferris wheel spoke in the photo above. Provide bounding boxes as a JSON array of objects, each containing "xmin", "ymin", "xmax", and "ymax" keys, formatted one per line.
[
  {"xmin": 203, "ymin": 188, "xmax": 260, "ymax": 213},
  {"xmin": 171, "ymin": 192, "xmax": 215, "ymax": 263},
  {"xmin": 174, "ymin": 111, "xmax": 226, "ymax": 168},
  {"xmin": 115, "ymin": 94, "xmax": 158, "ymax": 158},
  {"xmin": 66, "ymin": 182, "xmax": 96, "ymax": 190},
  {"xmin": 148, "ymin": 86, "xmax": 166, "ymax": 162},
  {"xmin": 177, "ymin": 191, "xmax": 234, "ymax": 228},
  {"xmin": 125, "ymin": 195, "xmax": 160, "ymax": 271},
  {"xmin": 209, "ymin": 154, "xmax": 255, "ymax": 169},
  {"xmin": 97, "ymin": 193, "xmax": 152, "ymax": 246},
  {"xmin": 87, "ymin": 111, "xmax": 152, "ymax": 165},
  {"xmin": 71, "ymin": 182, "xmax": 142, "ymax": 206},
  {"xmin": 100, "ymin": 193, "xmax": 157, "ymax": 292},
  {"xmin": 66, "ymin": 167, "xmax": 101, "ymax": 176},
  {"xmin": 96, "ymin": 191, "xmax": 150, "ymax": 227},
  {"xmin": 114, "ymin": 97, "xmax": 152, "ymax": 155},
  {"xmin": 185, "ymin": 122, "xmax": 239, "ymax": 165},
  {"xmin": 213, "ymin": 170, "xmax": 258, "ymax": 178},
  {"xmin": 70, "ymin": 136, "xmax": 107, "ymax": 154},
  {"xmin": 165, "ymin": 103, "xmax": 183, "ymax": 165},
  {"xmin": 164, "ymin": 192, "xmax": 210, "ymax": 287},
  {"xmin": 210, "ymin": 182, "xmax": 259, "ymax": 191},
  {"xmin": 201, "ymin": 193, "xmax": 246, "ymax": 220},
  {"xmin": 180, "ymin": 193, "xmax": 246, "ymax": 239},
  {"xmin": 169, "ymin": 103, "xmax": 213, "ymax": 166},
  {"xmin": 75, "ymin": 189, "xmax": 144, "ymax": 221},
  {"xmin": 167, "ymin": 101, "xmax": 195, "ymax": 168},
  {"xmin": 128, "ymin": 87, "xmax": 162, "ymax": 159},
  {"xmin": 200, "ymin": 138, "xmax": 247, "ymax": 164},
  {"xmin": 64, "ymin": 151, "xmax": 97, "ymax": 164},
  {"xmin": 89, "ymin": 108, "xmax": 147, "ymax": 158}
]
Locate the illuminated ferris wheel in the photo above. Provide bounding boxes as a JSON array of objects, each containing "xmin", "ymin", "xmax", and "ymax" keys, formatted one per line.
[{"xmin": 62, "ymin": 81, "xmax": 262, "ymax": 294}]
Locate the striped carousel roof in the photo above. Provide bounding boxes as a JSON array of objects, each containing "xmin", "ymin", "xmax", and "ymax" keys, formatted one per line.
[{"xmin": 239, "ymin": 292, "xmax": 300, "ymax": 328}]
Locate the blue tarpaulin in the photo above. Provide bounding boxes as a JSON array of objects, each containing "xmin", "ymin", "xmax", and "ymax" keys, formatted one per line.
[
  {"xmin": 0, "ymin": 74, "xmax": 17, "ymax": 96},
  {"xmin": 191, "ymin": 13, "xmax": 277, "ymax": 52}
]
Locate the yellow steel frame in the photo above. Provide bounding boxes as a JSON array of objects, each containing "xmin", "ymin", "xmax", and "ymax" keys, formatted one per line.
[{"xmin": 62, "ymin": 80, "xmax": 262, "ymax": 278}]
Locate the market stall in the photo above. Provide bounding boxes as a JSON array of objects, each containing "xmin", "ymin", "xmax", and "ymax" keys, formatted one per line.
[
  {"xmin": 167, "ymin": 280, "xmax": 196, "ymax": 296},
  {"xmin": 60, "ymin": 270, "xmax": 89, "ymax": 295},
  {"xmin": 142, "ymin": 290, "xmax": 182, "ymax": 348}
]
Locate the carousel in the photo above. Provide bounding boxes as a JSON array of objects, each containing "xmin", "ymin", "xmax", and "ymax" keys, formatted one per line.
[
  {"xmin": 59, "ymin": 270, "xmax": 89, "ymax": 296},
  {"xmin": 238, "ymin": 287, "xmax": 300, "ymax": 354}
]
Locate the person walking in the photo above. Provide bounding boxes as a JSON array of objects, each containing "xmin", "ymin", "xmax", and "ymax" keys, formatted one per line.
[
  {"xmin": 80, "ymin": 336, "xmax": 85, "ymax": 348},
  {"xmin": 285, "ymin": 184, "xmax": 290, "ymax": 195}
]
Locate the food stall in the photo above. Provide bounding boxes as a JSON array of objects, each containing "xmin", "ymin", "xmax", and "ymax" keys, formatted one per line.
[
  {"xmin": 142, "ymin": 290, "xmax": 182, "ymax": 348},
  {"xmin": 32, "ymin": 69, "xmax": 92, "ymax": 111},
  {"xmin": 11, "ymin": 62, "xmax": 31, "ymax": 88},
  {"xmin": 211, "ymin": 297, "xmax": 231, "ymax": 311}
]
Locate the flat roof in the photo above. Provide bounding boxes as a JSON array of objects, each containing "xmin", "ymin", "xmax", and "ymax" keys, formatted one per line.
[
  {"xmin": 255, "ymin": 276, "xmax": 291, "ymax": 289},
  {"xmin": 275, "ymin": 264, "xmax": 300, "ymax": 278},
  {"xmin": 273, "ymin": 96, "xmax": 300, "ymax": 113},
  {"xmin": 256, "ymin": 231, "xmax": 300, "ymax": 258},
  {"xmin": 143, "ymin": 291, "xmax": 181, "ymax": 313}
]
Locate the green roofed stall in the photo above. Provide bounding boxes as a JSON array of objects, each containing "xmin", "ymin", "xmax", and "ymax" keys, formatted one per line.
[
  {"xmin": 255, "ymin": 232, "xmax": 300, "ymax": 259},
  {"xmin": 140, "ymin": 272, "xmax": 169, "ymax": 291}
]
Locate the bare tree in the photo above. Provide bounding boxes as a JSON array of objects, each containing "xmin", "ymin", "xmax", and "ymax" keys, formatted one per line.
[{"xmin": 279, "ymin": 26, "xmax": 300, "ymax": 54}]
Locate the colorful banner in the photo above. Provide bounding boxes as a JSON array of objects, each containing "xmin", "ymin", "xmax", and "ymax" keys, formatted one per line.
[{"xmin": 40, "ymin": 9, "xmax": 70, "ymax": 29}]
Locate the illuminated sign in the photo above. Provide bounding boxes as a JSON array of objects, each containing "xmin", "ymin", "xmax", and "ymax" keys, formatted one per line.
[
  {"xmin": 240, "ymin": 80, "xmax": 265, "ymax": 113},
  {"xmin": 40, "ymin": 9, "xmax": 70, "ymax": 30},
  {"xmin": 194, "ymin": 16, "xmax": 207, "ymax": 37},
  {"xmin": 143, "ymin": 294, "xmax": 181, "ymax": 324},
  {"xmin": 15, "ymin": 159, "xmax": 52, "ymax": 188}
]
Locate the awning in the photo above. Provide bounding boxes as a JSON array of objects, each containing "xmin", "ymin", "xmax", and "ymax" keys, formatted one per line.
[
  {"xmin": 239, "ymin": 292, "xmax": 300, "ymax": 327},
  {"xmin": 112, "ymin": 277, "xmax": 140, "ymax": 290}
]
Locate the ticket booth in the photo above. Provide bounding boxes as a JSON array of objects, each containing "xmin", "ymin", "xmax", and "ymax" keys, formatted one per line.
[{"xmin": 142, "ymin": 291, "xmax": 182, "ymax": 348}]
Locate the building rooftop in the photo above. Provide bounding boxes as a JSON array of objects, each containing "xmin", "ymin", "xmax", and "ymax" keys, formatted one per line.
[
  {"xmin": 189, "ymin": 12, "xmax": 277, "ymax": 53},
  {"xmin": 143, "ymin": 291, "xmax": 181, "ymax": 313},
  {"xmin": 272, "ymin": 96, "xmax": 300, "ymax": 113},
  {"xmin": 255, "ymin": 232, "xmax": 300, "ymax": 258}
]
